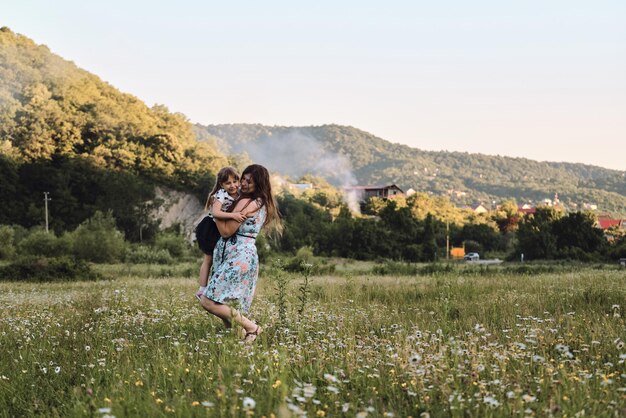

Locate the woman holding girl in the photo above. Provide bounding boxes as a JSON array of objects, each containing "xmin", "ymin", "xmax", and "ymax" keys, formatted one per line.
[
  {"xmin": 199, "ymin": 164, "xmax": 281, "ymax": 343},
  {"xmin": 195, "ymin": 166, "xmax": 248, "ymax": 299}
]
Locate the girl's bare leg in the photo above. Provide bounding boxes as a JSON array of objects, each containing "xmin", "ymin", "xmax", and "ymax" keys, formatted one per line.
[
  {"xmin": 199, "ymin": 254, "xmax": 212, "ymax": 287},
  {"xmin": 200, "ymin": 296, "xmax": 258, "ymax": 333}
]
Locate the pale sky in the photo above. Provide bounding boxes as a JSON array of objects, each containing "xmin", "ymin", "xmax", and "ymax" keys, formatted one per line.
[{"xmin": 3, "ymin": 1, "xmax": 625, "ymax": 170}]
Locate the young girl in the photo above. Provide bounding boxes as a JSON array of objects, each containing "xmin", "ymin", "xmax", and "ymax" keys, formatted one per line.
[{"xmin": 195, "ymin": 167, "xmax": 248, "ymax": 299}]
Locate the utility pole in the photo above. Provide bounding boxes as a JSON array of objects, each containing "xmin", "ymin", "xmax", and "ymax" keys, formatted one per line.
[
  {"xmin": 446, "ymin": 221, "xmax": 450, "ymax": 260},
  {"xmin": 43, "ymin": 192, "xmax": 51, "ymax": 233}
]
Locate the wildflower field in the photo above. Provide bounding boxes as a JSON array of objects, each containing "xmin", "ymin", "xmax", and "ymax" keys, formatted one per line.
[{"xmin": 1, "ymin": 263, "xmax": 625, "ymax": 417}]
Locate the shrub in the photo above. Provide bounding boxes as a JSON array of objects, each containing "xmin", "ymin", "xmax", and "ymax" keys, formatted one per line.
[
  {"xmin": 463, "ymin": 240, "xmax": 482, "ymax": 255},
  {"xmin": 69, "ymin": 211, "xmax": 126, "ymax": 263},
  {"xmin": 154, "ymin": 232, "xmax": 189, "ymax": 258},
  {"xmin": 125, "ymin": 246, "xmax": 174, "ymax": 264},
  {"xmin": 284, "ymin": 247, "xmax": 335, "ymax": 274},
  {"xmin": 18, "ymin": 230, "xmax": 71, "ymax": 257},
  {"xmin": 372, "ymin": 261, "xmax": 419, "ymax": 275},
  {"xmin": 0, "ymin": 256, "xmax": 99, "ymax": 282},
  {"xmin": 0, "ymin": 225, "xmax": 16, "ymax": 259}
]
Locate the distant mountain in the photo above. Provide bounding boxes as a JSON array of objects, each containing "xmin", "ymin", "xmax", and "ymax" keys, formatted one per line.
[
  {"xmin": 195, "ymin": 123, "xmax": 626, "ymax": 215},
  {"xmin": 0, "ymin": 27, "xmax": 226, "ymax": 182}
]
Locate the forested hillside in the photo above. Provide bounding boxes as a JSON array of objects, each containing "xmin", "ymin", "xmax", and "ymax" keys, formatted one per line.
[
  {"xmin": 195, "ymin": 123, "xmax": 626, "ymax": 215},
  {"xmin": 0, "ymin": 28, "xmax": 225, "ymax": 236}
]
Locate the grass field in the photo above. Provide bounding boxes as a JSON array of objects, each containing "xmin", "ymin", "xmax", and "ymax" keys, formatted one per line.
[{"xmin": 0, "ymin": 263, "xmax": 625, "ymax": 417}]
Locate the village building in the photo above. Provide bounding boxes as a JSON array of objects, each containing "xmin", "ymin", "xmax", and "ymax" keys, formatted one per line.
[
  {"xmin": 288, "ymin": 183, "xmax": 313, "ymax": 191},
  {"xmin": 596, "ymin": 215, "xmax": 625, "ymax": 230},
  {"xmin": 344, "ymin": 184, "xmax": 404, "ymax": 201},
  {"xmin": 518, "ymin": 204, "xmax": 536, "ymax": 215},
  {"xmin": 470, "ymin": 203, "xmax": 489, "ymax": 214}
]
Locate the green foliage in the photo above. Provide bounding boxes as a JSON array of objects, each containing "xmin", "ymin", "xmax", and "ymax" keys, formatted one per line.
[
  {"xmin": 154, "ymin": 232, "xmax": 189, "ymax": 258},
  {"xmin": 463, "ymin": 240, "xmax": 482, "ymax": 254},
  {"xmin": 515, "ymin": 209, "xmax": 607, "ymax": 261},
  {"xmin": 255, "ymin": 232, "xmax": 271, "ymax": 263},
  {"xmin": 124, "ymin": 245, "xmax": 174, "ymax": 265},
  {"xmin": 515, "ymin": 207, "xmax": 562, "ymax": 260},
  {"xmin": 17, "ymin": 229, "xmax": 71, "ymax": 257},
  {"xmin": 372, "ymin": 261, "xmax": 455, "ymax": 276},
  {"xmin": 0, "ymin": 29, "xmax": 227, "ymax": 180},
  {"xmin": 68, "ymin": 211, "xmax": 126, "ymax": 263},
  {"xmin": 0, "ymin": 256, "xmax": 98, "ymax": 281},
  {"xmin": 0, "ymin": 225, "xmax": 16, "ymax": 259}
]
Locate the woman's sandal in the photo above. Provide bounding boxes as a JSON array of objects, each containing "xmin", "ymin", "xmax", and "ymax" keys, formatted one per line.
[{"xmin": 243, "ymin": 325, "xmax": 263, "ymax": 344}]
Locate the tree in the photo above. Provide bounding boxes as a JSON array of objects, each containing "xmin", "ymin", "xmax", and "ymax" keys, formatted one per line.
[
  {"xmin": 551, "ymin": 212, "xmax": 605, "ymax": 256},
  {"xmin": 421, "ymin": 213, "xmax": 438, "ymax": 261},
  {"xmin": 515, "ymin": 207, "xmax": 561, "ymax": 260}
]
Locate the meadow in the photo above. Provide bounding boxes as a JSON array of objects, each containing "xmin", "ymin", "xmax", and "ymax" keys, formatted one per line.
[{"xmin": 0, "ymin": 262, "xmax": 625, "ymax": 417}]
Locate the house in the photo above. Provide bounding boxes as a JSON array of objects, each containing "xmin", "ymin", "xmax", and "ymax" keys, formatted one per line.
[
  {"xmin": 288, "ymin": 183, "xmax": 313, "ymax": 191},
  {"xmin": 471, "ymin": 203, "xmax": 489, "ymax": 214},
  {"xmin": 596, "ymin": 216, "xmax": 624, "ymax": 230},
  {"xmin": 518, "ymin": 205, "xmax": 536, "ymax": 215},
  {"xmin": 343, "ymin": 184, "xmax": 404, "ymax": 201}
]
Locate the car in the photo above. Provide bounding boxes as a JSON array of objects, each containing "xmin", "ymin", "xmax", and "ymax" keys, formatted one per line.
[{"xmin": 464, "ymin": 252, "xmax": 480, "ymax": 261}]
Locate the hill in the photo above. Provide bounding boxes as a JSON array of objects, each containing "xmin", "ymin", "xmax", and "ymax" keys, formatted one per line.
[
  {"xmin": 195, "ymin": 123, "xmax": 626, "ymax": 215},
  {"xmin": 0, "ymin": 28, "xmax": 225, "ymax": 236},
  {"xmin": 0, "ymin": 27, "xmax": 226, "ymax": 181}
]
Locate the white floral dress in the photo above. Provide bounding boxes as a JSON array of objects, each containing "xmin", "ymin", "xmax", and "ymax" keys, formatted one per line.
[{"xmin": 204, "ymin": 205, "xmax": 266, "ymax": 313}]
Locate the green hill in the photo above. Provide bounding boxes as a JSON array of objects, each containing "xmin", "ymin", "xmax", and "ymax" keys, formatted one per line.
[
  {"xmin": 0, "ymin": 27, "xmax": 226, "ymax": 180},
  {"xmin": 0, "ymin": 28, "xmax": 225, "ymax": 236},
  {"xmin": 195, "ymin": 123, "xmax": 626, "ymax": 215}
]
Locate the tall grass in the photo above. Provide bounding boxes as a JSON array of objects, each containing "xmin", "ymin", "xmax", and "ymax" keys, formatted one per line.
[{"xmin": 0, "ymin": 266, "xmax": 624, "ymax": 417}]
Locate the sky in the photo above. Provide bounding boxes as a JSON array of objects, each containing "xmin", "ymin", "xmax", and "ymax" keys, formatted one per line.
[{"xmin": 3, "ymin": 1, "xmax": 626, "ymax": 171}]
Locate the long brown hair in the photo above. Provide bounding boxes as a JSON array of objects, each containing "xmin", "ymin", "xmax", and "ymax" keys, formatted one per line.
[
  {"xmin": 238, "ymin": 164, "xmax": 283, "ymax": 235},
  {"xmin": 204, "ymin": 166, "xmax": 240, "ymax": 211}
]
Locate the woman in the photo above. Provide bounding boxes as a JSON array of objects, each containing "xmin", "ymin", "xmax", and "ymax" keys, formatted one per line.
[{"xmin": 199, "ymin": 164, "xmax": 281, "ymax": 343}]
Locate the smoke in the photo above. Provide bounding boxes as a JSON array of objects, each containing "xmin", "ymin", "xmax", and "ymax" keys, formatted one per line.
[{"xmin": 238, "ymin": 130, "xmax": 361, "ymax": 213}]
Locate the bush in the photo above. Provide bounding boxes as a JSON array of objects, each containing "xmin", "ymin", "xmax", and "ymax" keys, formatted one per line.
[
  {"xmin": 124, "ymin": 246, "xmax": 174, "ymax": 264},
  {"xmin": 372, "ymin": 261, "xmax": 419, "ymax": 275},
  {"xmin": 283, "ymin": 246, "xmax": 336, "ymax": 274},
  {"xmin": 18, "ymin": 230, "xmax": 71, "ymax": 257},
  {"xmin": 0, "ymin": 256, "xmax": 99, "ymax": 282},
  {"xmin": 256, "ymin": 233, "xmax": 272, "ymax": 263},
  {"xmin": 154, "ymin": 233, "xmax": 188, "ymax": 258},
  {"xmin": 68, "ymin": 211, "xmax": 126, "ymax": 263},
  {"xmin": 0, "ymin": 225, "xmax": 16, "ymax": 259},
  {"xmin": 463, "ymin": 240, "xmax": 482, "ymax": 255}
]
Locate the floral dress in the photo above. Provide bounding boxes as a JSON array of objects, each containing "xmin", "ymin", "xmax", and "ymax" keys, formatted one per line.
[{"xmin": 204, "ymin": 204, "xmax": 266, "ymax": 313}]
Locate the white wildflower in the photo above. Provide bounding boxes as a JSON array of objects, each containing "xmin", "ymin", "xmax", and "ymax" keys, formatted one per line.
[
  {"xmin": 323, "ymin": 373, "xmax": 338, "ymax": 383},
  {"xmin": 409, "ymin": 353, "xmax": 422, "ymax": 365},
  {"xmin": 242, "ymin": 397, "xmax": 256, "ymax": 410},
  {"xmin": 483, "ymin": 395, "xmax": 500, "ymax": 408}
]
